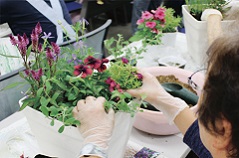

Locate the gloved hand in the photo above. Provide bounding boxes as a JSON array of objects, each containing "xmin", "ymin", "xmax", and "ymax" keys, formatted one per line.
[
  {"xmin": 72, "ymin": 96, "xmax": 115, "ymax": 149},
  {"xmin": 127, "ymin": 69, "xmax": 188, "ymax": 124}
]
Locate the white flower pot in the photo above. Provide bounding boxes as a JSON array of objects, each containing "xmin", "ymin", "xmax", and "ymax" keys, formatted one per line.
[
  {"xmin": 19, "ymin": 99, "xmax": 134, "ymax": 158},
  {"xmin": 182, "ymin": 5, "xmax": 234, "ymax": 66},
  {"xmin": 161, "ymin": 32, "xmax": 177, "ymax": 47}
]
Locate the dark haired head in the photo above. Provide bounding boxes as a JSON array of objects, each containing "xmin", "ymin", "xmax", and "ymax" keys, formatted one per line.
[{"xmin": 198, "ymin": 34, "xmax": 239, "ymax": 157}]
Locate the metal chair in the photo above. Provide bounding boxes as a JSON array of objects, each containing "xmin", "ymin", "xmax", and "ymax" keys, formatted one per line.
[
  {"xmin": 59, "ymin": 19, "xmax": 112, "ymax": 58},
  {"xmin": 0, "ymin": 67, "xmax": 29, "ymax": 121}
]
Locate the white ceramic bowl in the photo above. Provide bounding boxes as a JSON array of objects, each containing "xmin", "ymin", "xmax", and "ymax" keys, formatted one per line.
[
  {"xmin": 157, "ymin": 56, "xmax": 187, "ymax": 69},
  {"xmin": 133, "ymin": 66, "xmax": 205, "ymax": 135}
]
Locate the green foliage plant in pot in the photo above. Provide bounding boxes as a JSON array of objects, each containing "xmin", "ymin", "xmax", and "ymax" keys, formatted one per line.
[
  {"xmin": 182, "ymin": 0, "xmax": 236, "ymax": 66},
  {"xmin": 129, "ymin": 6, "xmax": 182, "ymax": 46},
  {"xmin": 9, "ymin": 21, "xmax": 145, "ymax": 158}
]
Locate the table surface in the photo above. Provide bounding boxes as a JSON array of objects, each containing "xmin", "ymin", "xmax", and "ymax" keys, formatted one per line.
[
  {"xmin": 0, "ymin": 111, "xmax": 190, "ymax": 158},
  {"xmin": 0, "ymin": 32, "xmax": 198, "ymax": 158}
]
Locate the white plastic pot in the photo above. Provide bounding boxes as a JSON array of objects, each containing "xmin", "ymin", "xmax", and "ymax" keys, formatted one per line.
[
  {"xmin": 182, "ymin": 5, "xmax": 234, "ymax": 66},
  {"xmin": 19, "ymin": 100, "xmax": 134, "ymax": 158}
]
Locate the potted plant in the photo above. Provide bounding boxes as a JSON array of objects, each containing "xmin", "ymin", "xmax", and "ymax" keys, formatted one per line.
[
  {"xmin": 8, "ymin": 21, "xmax": 145, "ymax": 158},
  {"xmin": 182, "ymin": 0, "xmax": 235, "ymax": 66},
  {"xmin": 129, "ymin": 6, "xmax": 182, "ymax": 46}
]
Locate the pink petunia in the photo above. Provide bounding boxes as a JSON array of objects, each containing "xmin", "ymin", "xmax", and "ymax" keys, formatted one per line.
[
  {"xmin": 154, "ymin": 7, "xmax": 165, "ymax": 20},
  {"xmin": 84, "ymin": 56, "xmax": 101, "ymax": 69},
  {"xmin": 136, "ymin": 18, "xmax": 144, "ymax": 25},
  {"xmin": 141, "ymin": 11, "xmax": 153, "ymax": 20},
  {"xmin": 97, "ymin": 58, "xmax": 109, "ymax": 72},
  {"xmin": 145, "ymin": 21, "xmax": 156, "ymax": 29},
  {"xmin": 74, "ymin": 64, "xmax": 92, "ymax": 78}
]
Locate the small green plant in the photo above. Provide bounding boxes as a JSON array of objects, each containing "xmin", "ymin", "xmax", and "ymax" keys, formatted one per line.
[
  {"xmin": 104, "ymin": 34, "xmax": 147, "ymax": 66},
  {"xmin": 6, "ymin": 21, "xmax": 145, "ymax": 133},
  {"xmin": 185, "ymin": 0, "xmax": 231, "ymax": 20},
  {"xmin": 129, "ymin": 6, "xmax": 181, "ymax": 45}
]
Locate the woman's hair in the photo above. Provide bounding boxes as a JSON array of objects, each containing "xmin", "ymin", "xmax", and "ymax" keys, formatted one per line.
[{"xmin": 198, "ymin": 34, "xmax": 239, "ymax": 157}]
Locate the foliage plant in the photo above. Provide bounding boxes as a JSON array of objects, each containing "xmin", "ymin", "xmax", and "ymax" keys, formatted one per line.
[
  {"xmin": 104, "ymin": 34, "xmax": 147, "ymax": 66},
  {"xmin": 185, "ymin": 0, "xmax": 231, "ymax": 20},
  {"xmin": 129, "ymin": 6, "xmax": 181, "ymax": 45},
  {"xmin": 8, "ymin": 21, "xmax": 144, "ymax": 133}
]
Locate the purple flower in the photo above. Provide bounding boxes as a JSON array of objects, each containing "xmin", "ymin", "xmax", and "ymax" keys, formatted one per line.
[
  {"xmin": 68, "ymin": 54, "xmax": 82, "ymax": 65},
  {"xmin": 31, "ymin": 68, "xmax": 43, "ymax": 81},
  {"xmin": 9, "ymin": 35, "xmax": 18, "ymax": 46},
  {"xmin": 51, "ymin": 42, "xmax": 60, "ymax": 55},
  {"xmin": 24, "ymin": 69, "xmax": 30, "ymax": 76},
  {"xmin": 121, "ymin": 57, "xmax": 129, "ymax": 64},
  {"xmin": 41, "ymin": 32, "xmax": 54, "ymax": 40},
  {"xmin": 73, "ymin": 40, "xmax": 85, "ymax": 48}
]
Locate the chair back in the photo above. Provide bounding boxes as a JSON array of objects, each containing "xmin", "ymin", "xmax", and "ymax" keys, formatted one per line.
[
  {"xmin": 0, "ymin": 67, "xmax": 29, "ymax": 121},
  {"xmin": 59, "ymin": 19, "xmax": 112, "ymax": 58}
]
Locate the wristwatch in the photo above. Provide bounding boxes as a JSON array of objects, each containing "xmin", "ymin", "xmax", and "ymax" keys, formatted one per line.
[{"xmin": 79, "ymin": 143, "xmax": 107, "ymax": 158}]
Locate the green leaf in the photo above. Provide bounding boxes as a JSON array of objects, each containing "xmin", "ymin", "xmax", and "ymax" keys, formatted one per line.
[
  {"xmin": 50, "ymin": 119, "xmax": 55, "ymax": 126},
  {"xmin": 45, "ymin": 80, "xmax": 52, "ymax": 93},
  {"xmin": 40, "ymin": 97, "xmax": 50, "ymax": 107},
  {"xmin": 65, "ymin": 117, "xmax": 76, "ymax": 124},
  {"xmin": 40, "ymin": 105, "xmax": 49, "ymax": 116},
  {"xmin": 51, "ymin": 78, "xmax": 68, "ymax": 91},
  {"xmin": 49, "ymin": 106, "xmax": 59, "ymax": 116},
  {"xmin": 37, "ymin": 87, "xmax": 44, "ymax": 96},
  {"xmin": 0, "ymin": 82, "xmax": 25, "ymax": 91},
  {"xmin": 26, "ymin": 45, "xmax": 32, "ymax": 58},
  {"xmin": 68, "ymin": 93, "xmax": 76, "ymax": 101},
  {"xmin": 123, "ymin": 92, "xmax": 132, "ymax": 98},
  {"xmin": 52, "ymin": 91, "xmax": 61, "ymax": 100},
  {"xmin": 58, "ymin": 125, "xmax": 65, "ymax": 133}
]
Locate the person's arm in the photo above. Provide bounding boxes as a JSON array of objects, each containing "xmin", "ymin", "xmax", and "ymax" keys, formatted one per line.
[
  {"xmin": 127, "ymin": 69, "xmax": 196, "ymax": 134},
  {"xmin": 73, "ymin": 96, "xmax": 115, "ymax": 158}
]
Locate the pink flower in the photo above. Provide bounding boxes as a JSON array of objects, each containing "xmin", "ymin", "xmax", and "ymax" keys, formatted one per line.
[
  {"xmin": 151, "ymin": 28, "xmax": 159, "ymax": 34},
  {"xmin": 105, "ymin": 77, "xmax": 122, "ymax": 92},
  {"xmin": 38, "ymin": 43, "xmax": 42, "ymax": 52},
  {"xmin": 136, "ymin": 18, "xmax": 144, "ymax": 25},
  {"xmin": 136, "ymin": 73, "xmax": 143, "ymax": 80},
  {"xmin": 31, "ymin": 68, "xmax": 43, "ymax": 81},
  {"xmin": 154, "ymin": 7, "xmax": 165, "ymax": 20},
  {"xmin": 35, "ymin": 22, "xmax": 42, "ymax": 35},
  {"xmin": 145, "ymin": 21, "xmax": 156, "ymax": 29},
  {"xmin": 141, "ymin": 11, "xmax": 153, "ymax": 20},
  {"xmin": 84, "ymin": 56, "xmax": 101, "ymax": 69},
  {"xmin": 74, "ymin": 64, "xmax": 93, "ymax": 78},
  {"xmin": 31, "ymin": 29, "xmax": 39, "ymax": 51},
  {"xmin": 97, "ymin": 58, "xmax": 109, "ymax": 72}
]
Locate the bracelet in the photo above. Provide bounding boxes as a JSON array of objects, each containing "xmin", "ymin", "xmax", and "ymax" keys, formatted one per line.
[{"xmin": 78, "ymin": 143, "xmax": 107, "ymax": 158}]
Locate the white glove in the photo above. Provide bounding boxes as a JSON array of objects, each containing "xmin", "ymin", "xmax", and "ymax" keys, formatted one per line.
[
  {"xmin": 127, "ymin": 69, "xmax": 188, "ymax": 124},
  {"xmin": 73, "ymin": 96, "xmax": 115, "ymax": 149}
]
